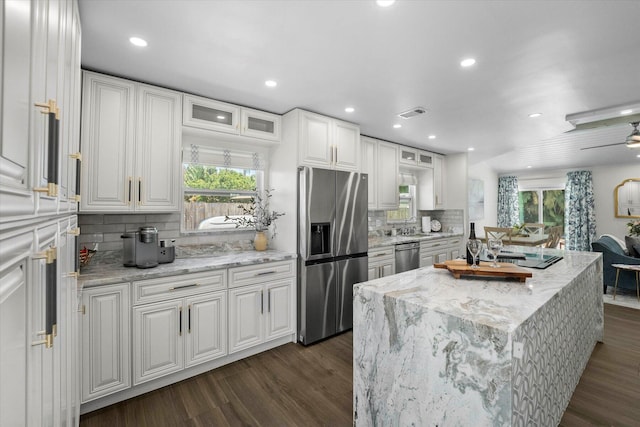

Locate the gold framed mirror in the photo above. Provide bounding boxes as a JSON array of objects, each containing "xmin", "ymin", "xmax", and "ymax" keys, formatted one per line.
[{"xmin": 614, "ymin": 178, "xmax": 640, "ymax": 218}]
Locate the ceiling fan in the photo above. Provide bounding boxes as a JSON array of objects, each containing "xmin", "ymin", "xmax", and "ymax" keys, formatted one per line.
[{"xmin": 580, "ymin": 122, "xmax": 640, "ymax": 150}]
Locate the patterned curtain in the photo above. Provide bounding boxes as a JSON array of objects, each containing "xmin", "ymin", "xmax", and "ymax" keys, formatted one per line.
[
  {"xmin": 497, "ymin": 176, "xmax": 519, "ymax": 227},
  {"xmin": 565, "ymin": 171, "xmax": 596, "ymax": 251}
]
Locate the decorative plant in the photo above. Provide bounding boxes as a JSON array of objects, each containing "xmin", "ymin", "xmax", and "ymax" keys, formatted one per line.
[
  {"xmin": 225, "ymin": 189, "xmax": 285, "ymax": 236},
  {"xmin": 627, "ymin": 219, "xmax": 640, "ymax": 236},
  {"xmin": 512, "ymin": 223, "xmax": 525, "ymax": 235}
]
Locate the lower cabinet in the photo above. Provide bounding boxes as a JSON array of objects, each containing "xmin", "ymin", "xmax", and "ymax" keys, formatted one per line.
[
  {"xmin": 228, "ymin": 278, "xmax": 294, "ymax": 354},
  {"xmin": 368, "ymin": 246, "xmax": 396, "ymax": 279},
  {"xmin": 132, "ymin": 290, "xmax": 227, "ymax": 385},
  {"xmin": 81, "ymin": 283, "xmax": 131, "ymax": 403},
  {"xmin": 419, "ymin": 237, "xmax": 463, "ymax": 267}
]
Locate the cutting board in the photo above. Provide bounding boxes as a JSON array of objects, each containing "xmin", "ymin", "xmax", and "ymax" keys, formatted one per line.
[{"xmin": 434, "ymin": 259, "xmax": 533, "ymax": 282}]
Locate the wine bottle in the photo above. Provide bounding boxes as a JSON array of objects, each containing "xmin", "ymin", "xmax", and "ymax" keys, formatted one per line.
[{"xmin": 466, "ymin": 222, "xmax": 476, "ymax": 264}]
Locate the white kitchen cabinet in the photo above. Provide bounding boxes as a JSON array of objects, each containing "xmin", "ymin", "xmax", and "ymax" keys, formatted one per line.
[
  {"xmin": 417, "ymin": 150, "xmax": 434, "ymax": 168},
  {"xmin": 183, "ymin": 94, "xmax": 281, "ymax": 142},
  {"xmin": 0, "ymin": 227, "xmax": 33, "ymax": 426},
  {"xmin": 433, "ymin": 154, "xmax": 445, "ymax": 209},
  {"xmin": 228, "ymin": 283, "xmax": 264, "ymax": 353},
  {"xmin": 419, "ymin": 237, "xmax": 461, "ymax": 267},
  {"xmin": 361, "ymin": 137, "xmax": 399, "ymax": 210},
  {"xmin": 81, "ymin": 283, "xmax": 131, "ymax": 403},
  {"xmin": 80, "ymin": 71, "xmax": 182, "ymax": 212},
  {"xmin": 185, "ymin": 291, "xmax": 227, "ymax": 367},
  {"xmin": 399, "ymin": 147, "xmax": 418, "ymax": 167},
  {"xmin": 295, "ymin": 109, "xmax": 360, "ymax": 171},
  {"xmin": 419, "ymin": 239, "xmax": 449, "ymax": 267},
  {"xmin": 228, "ymin": 260, "xmax": 295, "ymax": 354},
  {"xmin": 368, "ymin": 246, "xmax": 396, "ymax": 280},
  {"xmin": 132, "ymin": 270, "xmax": 228, "ymax": 385},
  {"xmin": 133, "ymin": 299, "xmax": 184, "ymax": 384}
]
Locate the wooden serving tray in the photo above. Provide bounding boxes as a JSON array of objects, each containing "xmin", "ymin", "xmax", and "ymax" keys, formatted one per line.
[{"xmin": 434, "ymin": 259, "xmax": 533, "ymax": 282}]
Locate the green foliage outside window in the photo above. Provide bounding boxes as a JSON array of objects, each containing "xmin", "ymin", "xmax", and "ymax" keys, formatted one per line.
[
  {"xmin": 183, "ymin": 165, "xmax": 256, "ymax": 203},
  {"xmin": 519, "ymin": 189, "xmax": 565, "ymax": 231}
]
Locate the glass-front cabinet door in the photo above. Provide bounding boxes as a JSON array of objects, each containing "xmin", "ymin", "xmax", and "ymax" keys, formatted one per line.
[
  {"xmin": 417, "ymin": 151, "xmax": 433, "ymax": 168},
  {"xmin": 183, "ymin": 94, "xmax": 240, "ymax": 134},
  {"xmin": 241, "ymin": 108, "xmax": 281, "ymax": 141},
  {"xmin": 399, "ymin": 148, "xmax": 418, "ymax": 166}
]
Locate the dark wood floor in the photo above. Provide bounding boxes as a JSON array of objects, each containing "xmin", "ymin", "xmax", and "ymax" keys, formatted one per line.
[{"xmin": 81, "ymin": 303, "xmax": 640, "ymax": 426}]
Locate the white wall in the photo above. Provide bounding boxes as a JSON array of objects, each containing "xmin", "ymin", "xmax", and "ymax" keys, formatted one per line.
[
  {"xmin": 591, "ymin": 163, "xmax": 639, "ymax": 238},
  {"xmin": 468, "ymin": 160, "xmax": 498, "ymax": 238}
]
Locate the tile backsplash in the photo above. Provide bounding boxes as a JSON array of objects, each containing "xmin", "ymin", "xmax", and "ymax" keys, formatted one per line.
[
  {"xmin": 368, "ymin": 209, "xmax": 464, "ymax": 235},
  {"xmin": 78, "ymin": 213, "xmax": 255, "ymax": 253}
]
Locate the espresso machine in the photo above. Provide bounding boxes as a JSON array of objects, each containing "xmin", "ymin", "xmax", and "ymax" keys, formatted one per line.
[{"xmin": 121, "ymin": 226, "xmax": 166, "ymax": 268}]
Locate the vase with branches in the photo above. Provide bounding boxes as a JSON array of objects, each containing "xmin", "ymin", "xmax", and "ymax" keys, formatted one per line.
[{"xmin": 225, "ymin": 189, "xmax": 284, "ymax": 249}]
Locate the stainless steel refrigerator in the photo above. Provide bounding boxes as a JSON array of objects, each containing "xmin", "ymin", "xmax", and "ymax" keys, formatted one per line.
[{"xmin": 298, "ymin": 166, "xmax": 368, "ymax": 345}]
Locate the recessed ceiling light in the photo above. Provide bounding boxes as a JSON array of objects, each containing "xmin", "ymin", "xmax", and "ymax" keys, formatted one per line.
[
  {"xmin": 265, "ymin": 80, "xmax": 277, "ymax": 87},
  {"xmin": 129, "ymin": 37, "xmax": 147, "ymax": 47},
  {"xmin": 621, "ymin": 109, "xmax": 633, "ymax": 115},
  {"xmin": 467, "ymin": 147, "xmax": 474, "ymax": 151},
  {"xmin": 393, "ymin": 124, "xmax": 402, "ymax": 129},
  {"xmin": 345, "ymin": 107, "xmax": 355, "ymax": 113},
  {"xmin": 460, "ymin": 58, "xmax": 476, "ymax": 67},
  {"xmin": 637, "ymin": 154, "xmax": 640, "ymax": 158},
  {"xmin": 428, "ymin": 135, "xmax": 436, "ymax": 140},
  {"xmin": 528, "ymin": 112, "xmax": 542, "ymax": 118},
  {"xmin": 527, "ymin": 165, "xmax": 532, "ymax": 168},
  {"xmin": 376, "ymin": 0, "xmax": 395, "ymax": 7}
]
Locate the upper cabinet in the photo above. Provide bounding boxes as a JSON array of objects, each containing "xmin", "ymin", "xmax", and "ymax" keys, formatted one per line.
[
  {"xmin": 183, "ymin": 94, "xmax": 281, "ymax": 142},
  {"xmin": 399, "ymin": 147, "xmax": 434, "ymax": 169},
  {"xmin": 418, "ymin": 153, "xmax": 445, "ymax": 210},
  {"xmin": 80, "ymin": 71, "xmax": 182, "ymax": 212},
  {"xmin": 295, "ymin": 110, "xmax": 360, "ymax": 171},
  {"xmin": 361, "ymin": 136, "xmax": 398, "ymax": 210}
]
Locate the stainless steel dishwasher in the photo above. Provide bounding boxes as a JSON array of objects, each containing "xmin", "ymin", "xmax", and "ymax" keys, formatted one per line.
[{"xmin": 395, "ymin": 242, "xmax": 420, "ymax": 273}]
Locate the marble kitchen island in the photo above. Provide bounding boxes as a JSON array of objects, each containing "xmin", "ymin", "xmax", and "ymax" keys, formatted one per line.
[{"xmin": 353, "ymin": 248, "xmax": 603, "ymax": 426}]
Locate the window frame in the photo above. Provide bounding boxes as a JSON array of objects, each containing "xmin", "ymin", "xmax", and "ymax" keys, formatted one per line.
[{"xmin": 181, "ymin": 143, "xmax": 268, "ymax": 234}]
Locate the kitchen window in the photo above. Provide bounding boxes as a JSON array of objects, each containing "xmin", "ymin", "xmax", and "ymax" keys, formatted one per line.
[
  {"xmin": 387, "ymin": 173, "xmax": 417, "ymax": 223},
  {"xmin": 182, "ymin": 145, "xmax": 266, "ymax": 232}
]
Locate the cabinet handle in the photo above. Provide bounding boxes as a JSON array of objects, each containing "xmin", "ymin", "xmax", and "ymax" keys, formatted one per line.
[
  {"xmin": 334, "ymin": 146, "xmax": 338, "ymax": 164},
  {"xmin": 169, "ymin": 283, "xmax": 200, "ymax": 291},
  {"xmin": 261, "ymin": 290, "xmax": 264, "ymax": 315},
  {"xmin": 268, "ymin": 289, "xmax": 271, "ymax": 313},
  {"xmin": 138, "ymin": 178, "xmax": 142, "ymax": 204},
  {"xmin": 127, "ymin": 178, "xmax": 132, "ymax": 204},
  {"xmin": 188, "ymin": 304, "xmax": 191, "ymax": 333},
  {"xmin": 179, "ymin": 306, "xmax": 182, "ymax": 336},
  {"xmin": 255, "ymin": 270, "xmax": 276, "ymax": 276}
]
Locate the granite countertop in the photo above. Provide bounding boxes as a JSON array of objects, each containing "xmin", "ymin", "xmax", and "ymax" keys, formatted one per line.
[
  {"xmin": 79, "ymin": 250, "xmax": 297, "ymax": 288},
  {"xmin": 368, "ymin": 232, "xmax": 463, "ymax": 249},
  {"xmin": 354, "ymin": 247, "xmax": 601, "ymax": 331}
]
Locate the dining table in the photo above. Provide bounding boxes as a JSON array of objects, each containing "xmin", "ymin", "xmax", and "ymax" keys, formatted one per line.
[{"xmin": 480, "ymin": 233, "xmax": 548, "ymax": 247}]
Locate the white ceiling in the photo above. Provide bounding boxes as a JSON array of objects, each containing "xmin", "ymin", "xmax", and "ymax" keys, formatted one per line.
[{"xmin": 78, "ymin": 0, "xmax": 640, "ymax": 174}]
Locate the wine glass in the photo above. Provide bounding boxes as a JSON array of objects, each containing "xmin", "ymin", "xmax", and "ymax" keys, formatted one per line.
[
  {"xmin": 466, "ymin": 238, "xmax": 482, "ymax": 269},
  {"xmin": 488, "ymin": 238, "xmax": 503, "ymax": 268}
]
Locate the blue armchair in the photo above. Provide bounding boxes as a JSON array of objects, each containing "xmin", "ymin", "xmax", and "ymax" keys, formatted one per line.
[{"xmin": 591, "ymin": 235, "xmax": 640, "ymax": 293}]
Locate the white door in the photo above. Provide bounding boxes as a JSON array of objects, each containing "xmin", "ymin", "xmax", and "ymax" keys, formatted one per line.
[
  {"xmin": 333, "ymin": 120, "xmax": 360, "ymax": 171},
  {"xmin": 361, "ymin": 138, "xmax": 377, "ymax": 209},
  {"xmin": 228, "ymin": 284, "xmax": 264, "ymax": 354},
  {"xmin": 241, "ymin": 108, "xmax": 281, "ymax": 141},
  {"xmin": 135, "ymin": 84, "xmax": 181, "ymax": 211},
  {"xmin": 81, "ymin": 283, "xmax": 131, "ymax": 402},
  {"xmin": 265, "ymin": 279, "xmax": 293, "ymax": 341},
  {"xmin": 377, "ymin": 141, "xmax": 399, "ymax": 210},
  {"xmin": 80, "ymin": 72, "xmax": 135, "ymax": 212},
  {"xmin": 0, "ymin": 227, "xmax": 33, "ymax": 426},
  {"xmin": 0, "ymin": 0, "xmax": 35, "ymax": 224},
  {"xmin": 299, "ymin": 111, "xmax": 332, "ymax": 168},
  {"xmin": 133, "ymin": 299, "xmax": 184, "ymax": 385},
  {"xmin": 433, "ymin": 155, "xmax": 444, "ymax": 209},
  {"xmin": 367, "ymin": 264, "xmax": 379, "ymax": 280},
  {"xmin": 185, "ymin": 292, "xmax": 227, "ymax": 368},
  {"xmin": 28, "ymin": 222, "xmax": 58, "ymax": 426}
]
